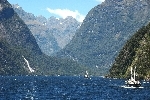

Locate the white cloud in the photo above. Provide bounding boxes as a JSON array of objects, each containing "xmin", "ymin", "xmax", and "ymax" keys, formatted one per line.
[
  {"xmin": 46, "ymin": 8, "xmax": 85, "ymax": 22},
  {"xmin": 96, "ymin": 0, "xmax": 105, "ymax": 3}
]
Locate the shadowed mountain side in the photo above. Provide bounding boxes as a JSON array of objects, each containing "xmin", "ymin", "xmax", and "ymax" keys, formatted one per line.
[{"xmin": 0, "ymin": 0, "xmax": 90, "ymax": 76}]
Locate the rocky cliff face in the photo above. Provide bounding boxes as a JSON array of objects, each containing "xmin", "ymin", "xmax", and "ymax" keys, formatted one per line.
[
  {"xmin": 12, "ymin": 4, "xmax": 81, "ymax": 55},
  {"xmin": 57, "ymin": 0, "xmax": 150, "ymax": 75}
]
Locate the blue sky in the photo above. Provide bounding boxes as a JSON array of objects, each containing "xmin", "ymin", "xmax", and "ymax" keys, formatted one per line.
[{"xmin": 8, "ymin": 0, "xmax": 105, "ymax": 22}]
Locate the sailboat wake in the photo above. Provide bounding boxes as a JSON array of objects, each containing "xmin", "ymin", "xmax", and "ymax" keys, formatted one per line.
[{"xmin": 121, "ymin": 85, "xmax": 144, "ymax": 89}]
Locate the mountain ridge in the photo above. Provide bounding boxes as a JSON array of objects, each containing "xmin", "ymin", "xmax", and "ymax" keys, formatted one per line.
[
  {"xmin": 0, "ymin": 0, "xmax": 89, "ymax": 76},
  {"xmin": 56, "ymin": 0, "xmax": 150, "ymax": 75},
  {"xmin": 12, "ymin": 4, "xmax": 81, "ymax": 55}
]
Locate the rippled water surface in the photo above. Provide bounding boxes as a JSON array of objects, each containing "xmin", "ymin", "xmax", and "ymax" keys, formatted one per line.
[{"xmin": 0, "ymin": 76, "xmax": 150, "ymax": 100}]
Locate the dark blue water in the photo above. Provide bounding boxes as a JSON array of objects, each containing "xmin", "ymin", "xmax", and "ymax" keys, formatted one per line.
[{"xmin": 0, "ymin": 76, "xmax": 150, "ymax": 100}]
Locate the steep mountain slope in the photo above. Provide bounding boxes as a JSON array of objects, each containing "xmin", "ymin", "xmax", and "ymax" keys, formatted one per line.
[
  {"xmin": 0, "ymin": 0, "xmax": 89, "ymax": 76},
  {"xmin": 108, "ymin": 22, "xmax": 150, "ymax": 79},
  {"xmin": 0, "ymin": 3, "xmax": 41, "ymax": 55},
  {"xmin": 12, "ymin": 4, "xmax": 81, "ymax": 55},
  {"xmin": 0, "ymin": 0, "xmax": 41, "ymax": 75},
  {"xmin": 57, "ymin": 0, "xmax": 150, "ymax": 75}
]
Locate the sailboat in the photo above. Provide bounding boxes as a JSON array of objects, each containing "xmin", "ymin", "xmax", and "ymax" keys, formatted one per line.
[
  {"xmin": 84, "ymin": 71, "xmax": 89, "ymax": 78},
  {"xmin": 125, "ymin": 66, "xmax": 141, "ymax": 87}
]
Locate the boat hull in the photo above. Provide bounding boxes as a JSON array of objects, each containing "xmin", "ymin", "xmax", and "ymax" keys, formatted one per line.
[{"xmin": 126, "ymin": 83, "xmax": 141, "ymax": 87}]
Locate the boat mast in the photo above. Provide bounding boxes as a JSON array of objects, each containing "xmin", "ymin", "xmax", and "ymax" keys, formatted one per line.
[
  {"xmin": 86, "ymin": 71, "xmax": 88, "ymax": 75},
  {"xmin": 134, "ymin": 66, "xmax": 136, "ymax": 80},
  {"xmin": 131, "ymin": 67, "xmax": 133, "ymax": 80}
]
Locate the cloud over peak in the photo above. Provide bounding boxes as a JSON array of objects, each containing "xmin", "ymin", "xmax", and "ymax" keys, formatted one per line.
[
  {"xmin": 47, "ymin": 8, "xmax": 85, "ymax": 22},
  {"xmin": 95, "ymin": 0, "xmax": 105, "ymax": 3}
]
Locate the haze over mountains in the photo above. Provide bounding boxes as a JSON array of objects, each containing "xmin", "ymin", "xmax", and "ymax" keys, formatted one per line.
[
  {"xmin": 12, "ymin": 4, "xmax": 81, "ymax": 55},
  {"xmin": 57, "ymin": 0, "xmax": 150, "ymax": 75}
]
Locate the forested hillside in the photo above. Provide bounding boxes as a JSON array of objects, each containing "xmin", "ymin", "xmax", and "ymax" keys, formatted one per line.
[
  {"xmin": 0, "ymin": 0, "xmax": 90, "ymax": 76},
  {"xmin": 108, "ymin": 22, "xmax": 150, "ymax": 79},
  {"xmin": 57, "ymin": 0, "xmax": 150, "ymax": 75}
]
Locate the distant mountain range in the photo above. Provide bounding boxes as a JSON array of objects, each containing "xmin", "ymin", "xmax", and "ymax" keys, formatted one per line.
[
  {"xmin": 12, "ymin": 4, "xmax": 81, "ymax": 55},
  {"xmin": 108, "ymin": 22, "xmax": 150, "ymax": 80},
  {"xmin": 56, "ymin": 0, "xmax": 150, "ymax": 75},
  {"xmin": 0, "ymin": 0, "xmax": 89, "ymax": 75}
]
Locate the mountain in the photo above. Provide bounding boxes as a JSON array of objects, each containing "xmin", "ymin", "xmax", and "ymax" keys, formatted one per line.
[
  {"xmin": 108, "ymin": 22, "xmax": 150, "ymax": 80},
  {"xmin": 56, "ymin": 0, "xmax": 150, "ymax": 75},
  {"xmin": 0, "ymin": 0, "xmax": 41, "ymax": 75},
  {"xmin": 12, "ymin": 4, "xmax": 81, "ymax": 55},
  {"xmin": 0, "ymin": 0, "xmax": 89, "ymax": 76}
]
